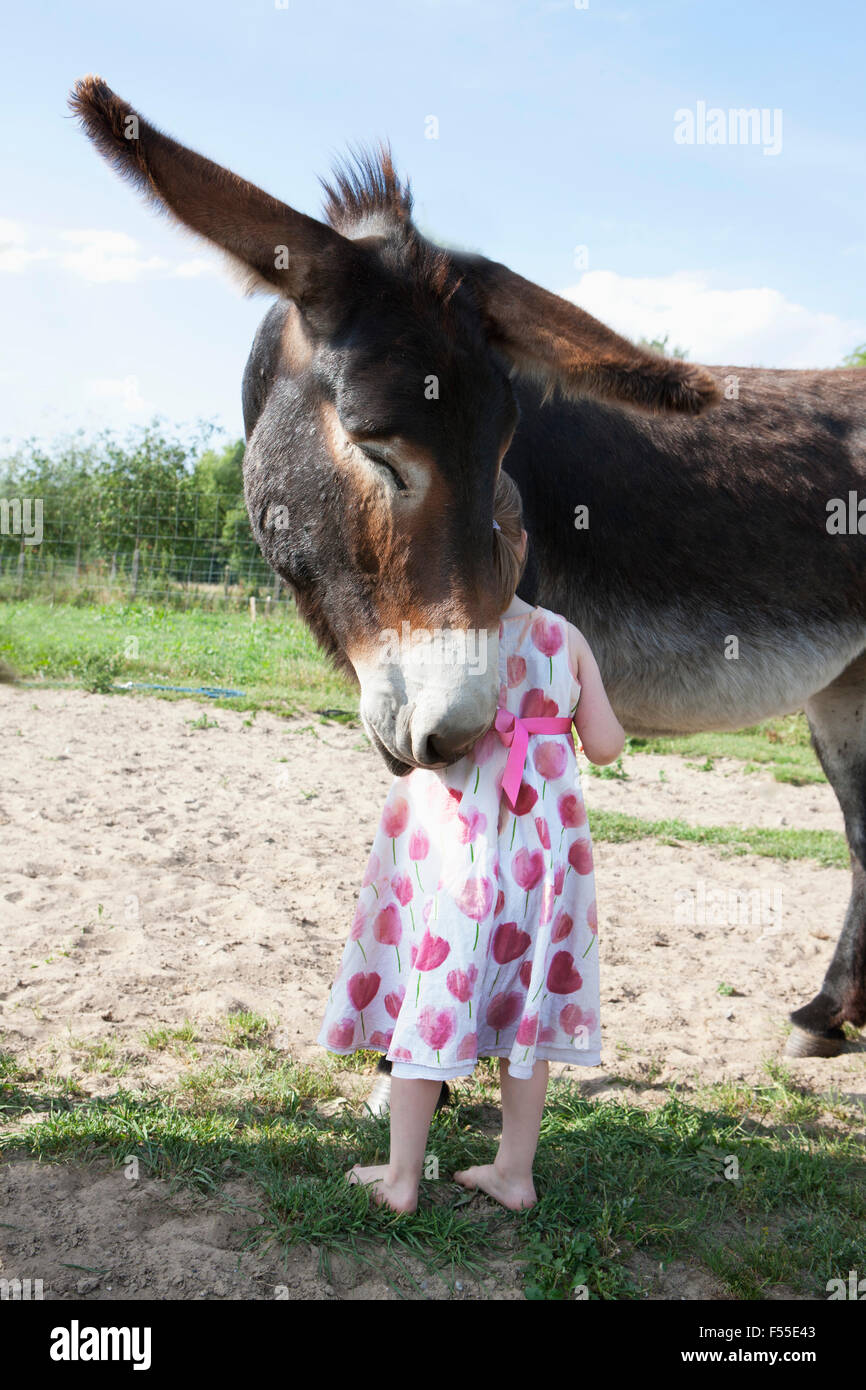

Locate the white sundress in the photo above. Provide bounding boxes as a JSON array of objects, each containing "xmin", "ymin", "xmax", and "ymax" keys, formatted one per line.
[{"xmin": 317, "ymin": 603, "xmax": 601, "ymax": 1080}]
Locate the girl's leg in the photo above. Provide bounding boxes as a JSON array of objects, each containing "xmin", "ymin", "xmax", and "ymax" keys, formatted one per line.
[
  {"xmin": 453, "ymin": 1058, "xmax": 548, "ymax": 1209},
  {"xmin": 347, "ymin": 1076, "xmax": 441, "ymax": 1213}
]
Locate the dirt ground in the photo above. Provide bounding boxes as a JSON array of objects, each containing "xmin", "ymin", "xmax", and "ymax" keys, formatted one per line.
[{"xmin": 2, "ymin": 687, "xmax": 865, "ymax": 1299}]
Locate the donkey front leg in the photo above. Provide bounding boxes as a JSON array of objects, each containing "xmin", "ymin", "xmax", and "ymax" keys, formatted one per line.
[
  {"xmin": 788, "ymin": 654, "xmax": 866, "ymax": 1057},
  {"xmin": 364, "ymin": 1057, "xmax": 452, "ymax": 1115}
]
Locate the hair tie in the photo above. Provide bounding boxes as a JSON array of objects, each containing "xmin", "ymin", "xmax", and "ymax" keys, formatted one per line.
[{"xmin": 492, "ymin": 519, "xmax": 501, "ymax": 531}]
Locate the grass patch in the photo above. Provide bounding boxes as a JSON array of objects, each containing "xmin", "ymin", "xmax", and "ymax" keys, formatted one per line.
[
  {"xmin": 626, "ymin": 714, "xmax": 824, "ymax": 785},
  {"xmin": 0, "ymin": 600, "xmax": 359, "ymax": 718},
  {"xmin": 588, "ymin": 808, "xmax": 848, "ymax": 869},
  {"xmin": 2, "ymin": 1037, "xmax": 864, "ymax": 1300}
]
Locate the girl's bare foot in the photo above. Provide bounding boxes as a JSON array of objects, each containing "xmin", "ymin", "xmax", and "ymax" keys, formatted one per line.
[
  {"xmin": 345, "ymin": 1163, "xmax": 418, "ymax": 1213},
  {"xmin": 452, "ymin": 1163, "xmax": 537, "ymax": 1210}
]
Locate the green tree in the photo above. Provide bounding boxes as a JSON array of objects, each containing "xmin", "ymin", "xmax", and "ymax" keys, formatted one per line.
[{"xmin": 637, "ymin": 333, "xmax": 690, "ymax": 360}]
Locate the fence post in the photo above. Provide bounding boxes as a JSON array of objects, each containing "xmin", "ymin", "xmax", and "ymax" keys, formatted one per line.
[
  {"xmin": 223, "ymin": 563, "xmax": 230, "ymax": 597},
  {"xmin": 17, "ymin": 543, "xmax": 25, "ymax": 598},
  {"xmin": 250, "ymin": 595, "xmax": 256, "ymax": 623},
  {"xmin": 130, "ymin": 545, "xmax": 140, "ymax": 599}
]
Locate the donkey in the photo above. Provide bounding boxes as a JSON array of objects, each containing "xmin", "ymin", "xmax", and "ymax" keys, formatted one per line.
[{"xmin": 71, "ymin": 77, "xmax": 866, "ymax": 1069}]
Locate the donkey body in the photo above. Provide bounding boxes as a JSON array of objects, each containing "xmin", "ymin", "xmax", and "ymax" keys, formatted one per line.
[{"xmin": 71, "ymin": 77, "xmax": 866, "ymax": 1059}]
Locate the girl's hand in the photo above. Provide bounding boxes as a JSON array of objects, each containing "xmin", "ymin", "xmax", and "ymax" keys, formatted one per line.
[{"xmin": 567, "ymin": 623, "xmax": 626, "ymax": 765}]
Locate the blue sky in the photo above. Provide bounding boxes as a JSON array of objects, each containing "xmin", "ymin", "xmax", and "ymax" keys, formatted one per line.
[{"xmin": 2, "ymin": 0, "xmax": 864, "ymax": 451}]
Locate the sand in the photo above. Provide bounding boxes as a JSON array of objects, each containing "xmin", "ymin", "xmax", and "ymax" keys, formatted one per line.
[{"xmin": 1, "ymin": 687, "xmax": 863, "ymax": 1299}]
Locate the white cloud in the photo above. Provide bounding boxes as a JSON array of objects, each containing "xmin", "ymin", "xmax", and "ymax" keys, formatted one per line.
[
  {"xmin": 87, "ymin": 374, "xmax": 149, "ymax": 413},
  {"xmin": 173, "ymin": 257, "xmax": 219, "ymax": 279},
  {"xmin": 0, "ymin": 222, "xmax": 222, "ymax": 284},
  {"xmin": 58, "ymin": 229, "xmax": 170, "ymax": 283},
  {"xmin": 0, "ymin": 218, "xmax": 52, "ymax": 273},
  {"xmin": 558, "ymin": 269, "xmax": 866, "ymax": 368}
]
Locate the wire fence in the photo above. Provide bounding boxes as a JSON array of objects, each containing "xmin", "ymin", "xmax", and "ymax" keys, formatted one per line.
[{"xmin": 0, "ymin": 487, "xmax": 287, "ymax": 610}]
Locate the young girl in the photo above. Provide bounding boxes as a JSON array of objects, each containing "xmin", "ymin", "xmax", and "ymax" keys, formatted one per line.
[{"xmin": 317, "ymin": 469, "xmax": 625, "ymax": 1213}]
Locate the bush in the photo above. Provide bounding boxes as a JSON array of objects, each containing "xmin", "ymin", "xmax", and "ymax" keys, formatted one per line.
[{"xmin": 75, "ymin": 651, "xmax": 123, "ymax": 693}]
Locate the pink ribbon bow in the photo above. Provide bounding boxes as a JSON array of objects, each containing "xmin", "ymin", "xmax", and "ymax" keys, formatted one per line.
[{"xmin": 493, "ymin": 706, "xmax": 575, "ymax": 810}]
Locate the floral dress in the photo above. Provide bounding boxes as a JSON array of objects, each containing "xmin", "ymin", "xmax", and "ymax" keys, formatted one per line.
[{"xmin": 317, "ymin": 603, "xmax": 600, "ymax": 1080}]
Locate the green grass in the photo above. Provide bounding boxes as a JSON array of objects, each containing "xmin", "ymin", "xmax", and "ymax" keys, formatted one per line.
[
  {"xmin": 1, "ymin": 1033, "xmax": 864, "ymax": 1300},
  {"xmin": 587, "ymin": 808, "xmax": 848, "ymax": 869},
  {"xmin": 626, "ymin": 713, "xmax": 824, "ymax": 786},
  {"xmin": 0, "ymin": 599, "xmax": 359, "ymax": 718}
]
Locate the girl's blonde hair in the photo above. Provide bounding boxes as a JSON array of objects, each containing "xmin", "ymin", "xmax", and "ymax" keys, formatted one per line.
[{"xmin": 491, "ymin": 466, "xmax": 528, "ymax": 612}]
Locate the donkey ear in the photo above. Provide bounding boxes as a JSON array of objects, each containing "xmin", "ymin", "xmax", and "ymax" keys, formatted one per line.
[
  {"xmin": 69, "ymin": 76, "xmax": 355, "ymax": 306},
  {"xmin": 460, "ymin": 254, "xmax": 720, "ymax": 414}
]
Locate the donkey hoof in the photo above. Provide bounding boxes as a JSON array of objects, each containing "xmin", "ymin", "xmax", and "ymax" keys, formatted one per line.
[{"xmin": 784, "ymin": 1025, "xmax": 845, "ymax": 1059}]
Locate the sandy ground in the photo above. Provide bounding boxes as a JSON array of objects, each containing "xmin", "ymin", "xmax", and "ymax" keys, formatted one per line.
[{"xmin": 1, "ymin": 687, "xmax": 865, "ymax": 1300}]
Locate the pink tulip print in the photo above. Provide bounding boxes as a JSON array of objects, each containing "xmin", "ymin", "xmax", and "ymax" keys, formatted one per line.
[
  {"xmin": 535, "ymin": 816, "xmax": 551, "ymax": 850},
  {"xmin": 557, "ymin": 790, "xmax": 586, "ymax": 847},
  {"xmin": 417, "ymin": 1005, "xmax": 456, "ymax": 1060},
  {"xmin": 567, "ymin": 837, "xmax": 593, "ymax": 877},
  {"xmin": 373, "ymin": 904, "xmax": 402, "ymax": 971},
  {"xmin": 362, "ymin": 853, "xmax": 382, "ymax": 897},
  {"xmin": 546, "ymin": 951, "xmax": 582, "ymax": 995},
  {"xmin": 507, "ymin": 654, "xmax": 526, "ymax": 688},
  {"xmin": 513, "ymin": 781, "xmax": 539, "ymax": 815},
  {"xmin": 586, "ymin": 899, "xmax": 598, "ymax": 936},
  {"xmin": 457, "ymin": 1032, "xmax": 478, "ymax": 1061},
  {"xmin": 533, "ymin": 740, "xmax": 568, "ymax": 789},
  {"xmin": 384, "ymin": 986, "xmax": 405, "ymax": 1020},
  {"xmin": 530, "ymin": 614, "xmax": 563, "ymax": 682},
  {"xmin": 560, "ymin": 1003, "xmax": 597, "ymax": 1040},
  {"xmin": 486, "ymin": 990, "xmax": 523, "ymax": 1043},
  {"xmin": 520, "ymin": 687, "xmax": 558, "ymax": 719},
  {"xmin": 512, "ymin": 848, "xmax": 545, "ymax": 916},
  {"xmin": 327, "ymin": 1018, "xmax": 355, "ymax": 1050},
  {"xmin": 457, "ymin": 807, "xmax": 487, "ymax": 861},
  {"xmin": 454, "ymin": 876, "xmax": 495, "ymax": 948},
  {"xmin": 347, "ymin": 970, "xmax": 381, "ymax": 1038},
  {"xmin": 551, "ymin": 909, "xmax": 574, "ymax": 943},
  {"xmin": 369, "ymin": 1029, "xmax": 394, "ymax": 1050},
  {"xmin": 391, "ymin": 870, "xmax": 413, "ymax": 903},
  {"xmin": 409, "ymin": 828, "xmax": 429, "ymax": 892},
  {"xmin": 390, "ymin": 871, "xmax": 415, "ymax": 929},
  {"xmin": 382, "ymin": 797, "xmax": 410, "ymax": 863},
  {"xmin": 350, "ymin": 904, "xmax": 368, "ymax": 960},
  {"xmin": 516, "ymin": 1013, "xmax": 539, "ymax": 1050},
  {"xmin": 348, "ymin": 971, "xmax": 380, "ymax": 1011},
  {"xmin": 447, "ymin": 964, "xmax": 478, "ymax": 1016},
  {"xmin": 492, "ymin": 921, "xmax": 531, "ymax": 964},
  {"xmin": 412, "ymin": 930, "xmax": 449, "ymax": 1003}
]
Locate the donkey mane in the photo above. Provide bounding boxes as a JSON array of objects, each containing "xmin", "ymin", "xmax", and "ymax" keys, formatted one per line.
[
  {"xmin": 319, "ymin": 143, "xmax": 412, "ymax": 235},
  {"xmin": 321, "ymin": 144, "xmax": 464, "ymax": 313}
]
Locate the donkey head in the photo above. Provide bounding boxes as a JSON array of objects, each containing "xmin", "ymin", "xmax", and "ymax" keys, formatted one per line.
[{"xmin": 70, "ymin": 76, "xmax": 720, "ymax": 775}]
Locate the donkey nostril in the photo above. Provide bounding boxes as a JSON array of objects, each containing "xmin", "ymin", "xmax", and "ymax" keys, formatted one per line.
[
  {"xmin": 425, "ymin": 732, "xmax": 478, "ymax": 766},
  {"xmin": 424, "ymin": 735, "xmax": 447, "ymax": 764}
]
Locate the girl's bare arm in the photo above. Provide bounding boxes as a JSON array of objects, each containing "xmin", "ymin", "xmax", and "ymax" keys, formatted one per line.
[{"xmin": 566, "ymin": 623, "xmax": 626, "ymax": 765}]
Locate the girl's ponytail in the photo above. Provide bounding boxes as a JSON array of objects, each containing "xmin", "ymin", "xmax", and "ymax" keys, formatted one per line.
[{"xmin": 491, "ymin": 467, "xmax": 528, "ymax": 611}]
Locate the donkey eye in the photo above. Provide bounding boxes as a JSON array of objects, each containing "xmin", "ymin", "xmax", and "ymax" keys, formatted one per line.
[{"xmin": 358, "ymin": 444, "xmax": 407, "ymax": 492}]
